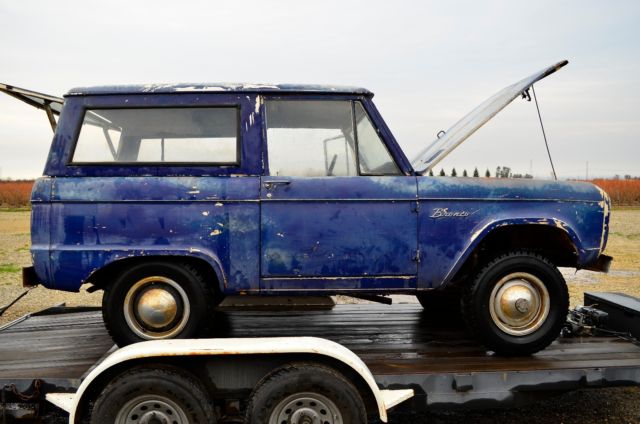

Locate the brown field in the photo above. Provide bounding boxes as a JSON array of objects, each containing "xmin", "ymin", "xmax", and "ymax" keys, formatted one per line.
[
  {"xmin": 591, "ymin": 179, "xmax": 640, "ymax": 206},
  {"xmin": 0, "ymin": 180, "xmax": 34, "ymax": 208}
]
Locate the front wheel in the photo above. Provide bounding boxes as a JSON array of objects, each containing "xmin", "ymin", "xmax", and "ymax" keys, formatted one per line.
[
  {"xmin": 462, "ymin": 251, "xmax": 568, "ymax": 355},
  {"xmin": 246, "ymin": 362, "xmax": 367, "ymax": 424}
]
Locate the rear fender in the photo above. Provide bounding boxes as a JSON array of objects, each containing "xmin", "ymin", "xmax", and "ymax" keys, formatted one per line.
[{"xmin": 51, "ymin": 248, "xmax": 227, "ymax": 293}]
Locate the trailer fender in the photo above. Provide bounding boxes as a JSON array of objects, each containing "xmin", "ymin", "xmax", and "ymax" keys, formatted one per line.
[{"xmin": 57, "ymin": 336, "xmax": 413, "ymax": 423}]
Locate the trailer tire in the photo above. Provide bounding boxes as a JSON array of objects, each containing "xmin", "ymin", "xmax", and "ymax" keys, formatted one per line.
[
  {"xmin": 103, "ymin": 261, "xmax": 214, "ymax": 346},
  {"xmin": 90, "ymin": 366, "xmax": 215, "ymax": 424},
  {"xmin": 462, "ymin": 251, "xmax": 568, "ymax": 356},
  {"xmin": 246, "ymin": 362, "xmax": 367, "ymax": 424}
]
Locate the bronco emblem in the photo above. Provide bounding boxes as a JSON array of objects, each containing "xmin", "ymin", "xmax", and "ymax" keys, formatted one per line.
[{"xmin": 430, "ymin": 207, "xmax": 478, "ymax": 218}]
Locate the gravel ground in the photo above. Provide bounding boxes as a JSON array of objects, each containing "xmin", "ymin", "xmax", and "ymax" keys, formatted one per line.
[{"xmin": 2, "ymin": 208, "xmax": 640, "ymax": 422}]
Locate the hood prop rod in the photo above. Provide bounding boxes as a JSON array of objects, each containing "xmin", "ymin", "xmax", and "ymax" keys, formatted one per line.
[{"xmin": 531, "ymin": 85, "xmax": 558, "ymax": 180}]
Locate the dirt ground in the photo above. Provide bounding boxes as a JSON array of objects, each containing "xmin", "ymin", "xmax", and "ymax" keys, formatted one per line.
[{"xmin": 1, "ymin": 209, "xmax": 640, "ymax": 423}]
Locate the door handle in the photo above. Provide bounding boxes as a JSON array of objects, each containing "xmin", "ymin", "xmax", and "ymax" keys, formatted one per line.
[{"xmin": 263, "ymin": 179, "xmax": 291, "ymax": 190}]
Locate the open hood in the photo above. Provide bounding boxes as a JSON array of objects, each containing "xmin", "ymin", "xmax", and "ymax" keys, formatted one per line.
[
  {"xmin": 0, "ymin": 82, "xmax": 64, "ymax": 132},
  {"xmin": 411, "ymin": 60, "xmax": 568, "ymax": 175}
]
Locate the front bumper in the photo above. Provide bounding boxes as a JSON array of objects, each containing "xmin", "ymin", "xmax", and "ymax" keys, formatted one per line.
[{"xmin": 583, "ymin": 254, "xmax": 613, "ymax": 273}]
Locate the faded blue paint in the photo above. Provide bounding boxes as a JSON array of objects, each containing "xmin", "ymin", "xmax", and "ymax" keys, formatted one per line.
[
  {"xmin": 29, "ymin": 86, "xmax": 611, "ymax": 296},
  {"xmin": 260, "ymin": 176, "xmax": 417, "ymax": 289}
]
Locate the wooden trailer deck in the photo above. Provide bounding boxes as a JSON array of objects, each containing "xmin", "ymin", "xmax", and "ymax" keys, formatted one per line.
[{"xmin": 1, "ymin": 304, "xmax": 640, "ymax": 409}]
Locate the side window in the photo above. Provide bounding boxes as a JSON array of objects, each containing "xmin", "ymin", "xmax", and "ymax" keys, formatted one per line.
[
  {"xmin": 265, "ymin": 100, "xmax": 357, "ymax": 177},
  {"xmin": 72, "ymin": 107, "xmax": 239, "ymax": 164},
  {"xmin": 354, "ymin": 102, "xmax": 400, "ymax": 175}
]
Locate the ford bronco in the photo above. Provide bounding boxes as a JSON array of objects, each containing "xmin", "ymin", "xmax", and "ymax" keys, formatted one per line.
[{"xmin": 1, "ymin": 60, "xmax": 612, "ymax": 354}]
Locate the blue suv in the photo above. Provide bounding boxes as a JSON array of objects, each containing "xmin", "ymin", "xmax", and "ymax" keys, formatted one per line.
[{"xmin": 2, "ymin": 60, "xmax": 612, "ymax": 354}]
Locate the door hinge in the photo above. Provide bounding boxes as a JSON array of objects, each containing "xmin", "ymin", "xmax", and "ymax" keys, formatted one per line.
[
  {"xmin": 413, "ymin": 249, "xmax": 421, "ymax": 262},
  {"xmin": 411, "ymin": 201, "xmax": 419, "ymax": 213}
]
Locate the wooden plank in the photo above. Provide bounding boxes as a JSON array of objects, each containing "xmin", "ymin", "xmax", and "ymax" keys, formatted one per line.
[{"xmin": 1, "ymin": 305, "xmax": 639, "ymax": 381}]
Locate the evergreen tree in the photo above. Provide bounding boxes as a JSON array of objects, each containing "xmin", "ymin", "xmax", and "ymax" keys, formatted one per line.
[
  {"xmin": 439, "ymin": 168, "xmax": 446, "ymax": 176},
  {"xmin": 463, "ymin": 169, "xmax": 468, "ymax": 177},
  {"xmin": 451, "ymin": 168, "xmax": 457, "ymax": 177},
  {"xmin": 428, "ymin": 169, "xmax": 434, "ymax": 176},
  {"xmin": 473, "ymin": 167, "xmax": 480, "ymax": 177},
  {"xmin": 485, "ymin": 169, "xmax": 491, "ymax": 177}
]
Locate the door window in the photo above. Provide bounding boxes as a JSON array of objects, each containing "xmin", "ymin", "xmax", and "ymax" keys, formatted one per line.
[
  {"xmin": 354, "ymin": 102, "xmax": 400, "ymax": 175},
  {"xmin": 265, "ymin": 100, "xmax": 357, "ymax": 177},
  {"xmin": 265, "ymin": 100, "xmax": 399, "ymax": 176}
]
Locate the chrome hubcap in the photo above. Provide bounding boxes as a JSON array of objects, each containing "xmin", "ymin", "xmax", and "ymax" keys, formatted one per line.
[
  {"xmin": 269, "ymin": 392, "xmax": 342, "ymax": 424},
  {"xmin": 124, "ymin": 276, "xmax": 190, "ymax": 340},
  {"xmin": 115, "ymin": 395, "xmax": 188, "ymax": 424},
  {"xmin": 489, "ymin": 272, "xmax": 550, "ymax": 336}
]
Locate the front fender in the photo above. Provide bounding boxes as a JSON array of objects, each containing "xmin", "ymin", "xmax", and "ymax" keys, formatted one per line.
[{"xmin": 440, "ymin": 218, "xmax": 586, "ymax": 286}]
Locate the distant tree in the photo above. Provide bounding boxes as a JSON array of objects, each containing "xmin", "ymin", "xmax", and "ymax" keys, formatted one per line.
[
  {"xmin": 463, "ymin": 169, "xmax": 468, "ymax": 177},
  {"xmin": 428, "ymin": 169, "xmax": 434, "ymax": 176},
  {"xmin": 451, "ymin": 168, "xmax": 457, "ymax": 177},
  {"xmin": 485, "ymin": 169, "xmax": 491, "ymax": 177},
  {"xmin": 439, "ymin": 168, "xmax": 446, "ymax": 176},
  {"xmin": 473, "ymin": 167, "xmax": 480, "ymax": 177},
  {"xmin": 496, "ymin": 166, "xmax": 511, "ymax": 178},
  {"xmin": 524, "ymin": 174, "xmax": 533, "ymax": 179}
]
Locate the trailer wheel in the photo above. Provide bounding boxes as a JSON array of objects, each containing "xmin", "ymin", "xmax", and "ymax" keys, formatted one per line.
[
  {"xmin": 90, "ymin": 366, "xmax": 215, "ymax": 424},
  {"xmin": 462, "ymin": 251, "xmax": 568, "ymax": 355},
  {"xmin": 246, "ymin": 362, "xmax": 367, "ymax": 424},
  {"xmin": 103, "ymin": 262, "xmax": 214, "ymax": 346}
]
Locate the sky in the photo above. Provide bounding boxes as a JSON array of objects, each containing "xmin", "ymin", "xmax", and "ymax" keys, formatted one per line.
[{"xmin": 0, "ymin": 0, "xmax": 638, "ymax": 179}]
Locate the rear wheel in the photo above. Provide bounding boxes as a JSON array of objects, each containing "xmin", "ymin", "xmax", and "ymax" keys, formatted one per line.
[
  {"xmin": 246, "ymin": 362, "xmax": 367, "ymax": 424},
  {"xmin": 90, "ymin": 366, "xmax": 215, "ymax": 424},
  {"xmin": 462, "ymin": 251, "xmax": 568, "ymax": 355},
  {"xmin": 103, "ymin": 261, "xmax": 215, "ymax": 346}
]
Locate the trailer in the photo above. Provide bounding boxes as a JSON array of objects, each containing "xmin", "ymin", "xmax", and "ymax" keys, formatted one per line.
[{"xmin": 1, "ymin": 294, "xmax": 640, "ymax": 423}]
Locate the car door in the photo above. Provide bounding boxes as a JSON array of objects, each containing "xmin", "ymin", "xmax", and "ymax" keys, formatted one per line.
[{"xmin": 260, "ymin": 98, "xmax": 418, "ymax": 292}]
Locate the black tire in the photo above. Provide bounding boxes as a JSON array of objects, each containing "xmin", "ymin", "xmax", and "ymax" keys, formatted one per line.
[
  {"xmin": 462, "ymin": 251, "xmax": 569, "ymax": 356},
  {"xmin": 246, "ymin": 362, "xmax": 367, "ymax": 424},
  {"xmin": 103, "ymin": 261, "xmax": 215, "ymax": 347},
  {"xmin": 90, "ymin": 366, "xmax": 215, "ymax": 424}
]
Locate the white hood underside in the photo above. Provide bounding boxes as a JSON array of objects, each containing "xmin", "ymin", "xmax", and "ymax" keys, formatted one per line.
[{"xmin": 411, "ymin": 60, "xmax": 568, "ymax": 174}]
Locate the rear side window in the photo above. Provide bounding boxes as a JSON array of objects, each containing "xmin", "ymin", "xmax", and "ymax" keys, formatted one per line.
[{"xmin": 71, "ymin": 107, "xmax": 239, "ymax": 164}]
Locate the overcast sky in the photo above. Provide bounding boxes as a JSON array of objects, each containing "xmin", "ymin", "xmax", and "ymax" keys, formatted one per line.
[{"xmin": 1, "ymin": 0, "xmax": 638, "ymax": 179}]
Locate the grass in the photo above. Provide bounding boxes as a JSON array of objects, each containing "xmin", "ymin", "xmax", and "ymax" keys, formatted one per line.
[
  {"xmin": 0, "ymin": 263, "xmax": 20, "ymax": 273},
  {"xmin": 0, "ymin": 207, "xmax": 30, "ymax": 212}
]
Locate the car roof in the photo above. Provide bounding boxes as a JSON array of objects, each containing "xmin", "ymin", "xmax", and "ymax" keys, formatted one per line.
[{"xmin": 66, "ymin": 83, "xmax": 373, "ymax": 96}]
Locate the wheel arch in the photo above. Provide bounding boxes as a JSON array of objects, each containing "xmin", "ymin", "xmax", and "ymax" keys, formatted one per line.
[
  {"xmin": 85, "ymin": 251, "xmax": 226, "ymax": 295},
  {"xmin": 442, "ymin": 219, "xmax": 582, "ymax": 287},
  {"xmin": 67, "ymin": 337, "xmax": 414, "ymax": 423}
]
